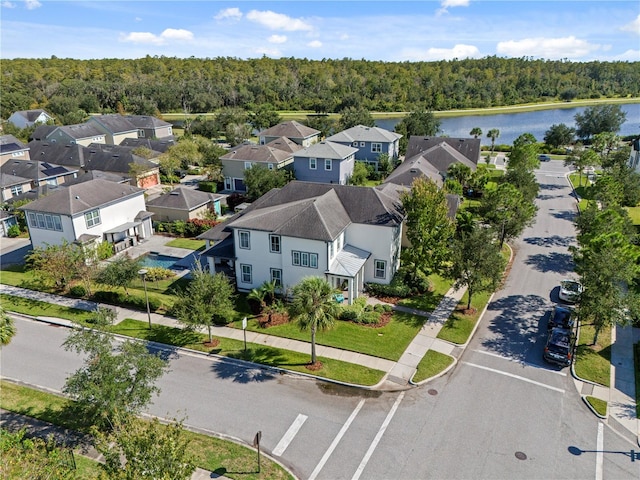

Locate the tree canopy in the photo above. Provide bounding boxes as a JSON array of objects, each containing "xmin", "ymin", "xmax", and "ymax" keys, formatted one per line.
[{"xmin": 574, "ymin": 104, "xmax": 627, "ymax": 140}]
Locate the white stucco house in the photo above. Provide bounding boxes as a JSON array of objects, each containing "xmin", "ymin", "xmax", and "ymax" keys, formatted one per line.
[
  {"xmin": 7, "ymin": 109, "xmax": 55, "ymax": 129},
  {"xmin": 198, "ymin": 181, "xmax": 405, "ymax": 304},
  {"xmin": 21, "ymin": 178, "xmax": 153, "ymax": 252}
]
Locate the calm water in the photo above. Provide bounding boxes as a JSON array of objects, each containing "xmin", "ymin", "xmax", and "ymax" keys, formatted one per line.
[
  {"xmin": 139, "ymin": 253, "xmax": 180, "ymax": 269},
  {"xmin": 375, "ymin": 103, "xmax": 640, "ymax": 146}
]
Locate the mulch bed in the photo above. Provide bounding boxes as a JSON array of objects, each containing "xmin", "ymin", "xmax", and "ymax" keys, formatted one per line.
[
  {"xmin": 305, "ymin": 361, "xmax": 323, "ymax": 371},
  {"xmin": 257, "ymin": 313, "xmax": 290, "ymax": 328},
  {"xmin": 203, "ymin": 339, "xmax": 220, "ymax": 348}
]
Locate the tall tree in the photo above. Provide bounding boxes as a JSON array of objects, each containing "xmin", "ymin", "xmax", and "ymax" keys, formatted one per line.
[
  {"xmin": 486, "ymin": 128, "xmax": 500, "ymax": 159},
  {"xmin": 395, "ymin": 110, "xmax": 441, "ymax": 154},
  {"xmin": 470, "ymin": 127, "xmax": 482, "ymax": 138},
  {"xmin": 0, "ymin": 306, "xmax": 17, "ymax": 346},
  {"xmin": 173, "ymin": 265, "xmax": 236, "ymax": 342},
  {"xmin": 448, "ymin": 226, "xmax": 507, "ymax": 310},
  {"xmin": 63, "ymin": 311, "xmax": 169, "ymax": 429},
  {"xmin": 480, "ymin": 183, "xmax": 537, "ymax": 247},
  {"xmin": 564, "ymin": 147, "xmax": 600, "ymax": 186},
  {"xmin": 400, "ymin": 177, "xmax": 456, "ymax": 284},
  {"xmin": 95, "ymin": 255, "xmax": 141, "ymax": 295},
  {"xmin": 544, "ymin": 123, "xmax": 575, "ymax": 149},
  {"xmin": 243, "ymin": 164, "xmax": 290, "ymax": 201},
  {"xmin": 249, "ymin": 104, "xmax": 281, "ymax": 132},
  {"xmin": 288, "ymin": 277, "xmax": 339, "ymax": 366},
  {"xmin": 93, "ymin": 415, "xmax": 196, "ymax": 480},
  {"xmin": 338, "ymin": 106, "xmax": 375, "ymax": 130},
  {"xmin": 574, "ymin": 104, "xmax": 627, "ymax": 140},
  {"xmin": 26, "ymin": 240, "xmax": 84, "ymax": 291}
]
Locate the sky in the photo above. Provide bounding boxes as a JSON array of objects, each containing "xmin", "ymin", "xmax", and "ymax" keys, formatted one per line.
[{"xmin": 1, "ymin": 0, "xmax": 639, "ymax": 62}]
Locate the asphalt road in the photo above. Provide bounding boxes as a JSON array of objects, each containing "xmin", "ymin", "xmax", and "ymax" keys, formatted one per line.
[{"xmin": 2, "ymin": 161, "xmax": 639, "ymax": 479}]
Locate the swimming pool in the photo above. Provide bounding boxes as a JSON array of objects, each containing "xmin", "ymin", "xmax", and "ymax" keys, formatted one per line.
[{"xmin": 139, "ymin": 252, "xmax": 181, "ymax": 269}]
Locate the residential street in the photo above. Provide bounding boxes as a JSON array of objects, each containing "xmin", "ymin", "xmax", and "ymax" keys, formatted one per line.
[{"xmin": 2, "ymin": 161, "xmax": 639, "ymax": 479}]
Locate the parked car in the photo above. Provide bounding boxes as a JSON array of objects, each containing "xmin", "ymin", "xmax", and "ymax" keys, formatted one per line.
[
  {"xmin": 559, "ymin": 279, "xmax": 583, "ymax": 303},
  {"xmin": 548, "ymin": 305, "xmax": 575, "ymax": 330},
  {"xmin": 538, "ymin": 154, "xmax": 551, "ymax": 162},
  {"xmin": 543, "ymin": 327, "xmax": 575, "ymax": 367}
]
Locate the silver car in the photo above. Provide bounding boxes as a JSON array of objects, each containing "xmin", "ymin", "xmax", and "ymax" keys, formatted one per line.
[{"xmin": 559, "ymin": 279, "xmax": 582, "ymax": 303}]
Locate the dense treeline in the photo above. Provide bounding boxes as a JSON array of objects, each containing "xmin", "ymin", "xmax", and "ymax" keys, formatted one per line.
[{"xmin": 2, "ymin": 56, "xmax": 639, "ymax": 119}]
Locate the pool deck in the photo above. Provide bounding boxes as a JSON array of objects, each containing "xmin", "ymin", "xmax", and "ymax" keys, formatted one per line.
[{"xmin": 113, "ymin": 234, "xmax": 206, "ymax": 272}]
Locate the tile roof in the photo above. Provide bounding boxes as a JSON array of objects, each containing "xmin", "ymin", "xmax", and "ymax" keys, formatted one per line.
[
  {"xmin": 327, "ymin": 125, "xmax": 402, "ymax": 143},
  {"xmin": 20, "ymin": 178, "xmax": 144, "ymax": 216},
  {"xmin": 258, "ymin": 121, "xmax": 320, "ymax": 140},
  {"xmin": 294, "ymin": 140, "xmax": 358, "ymax": 160}
]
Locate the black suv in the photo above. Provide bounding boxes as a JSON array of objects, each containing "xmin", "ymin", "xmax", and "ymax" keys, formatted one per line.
[
  {"xmin": 543, "ymin": 327, "xmax": 575, "ymax": 367},
  {"xmin": 548, "ymin": 306, "xmax": 574, "ymax": 330}
]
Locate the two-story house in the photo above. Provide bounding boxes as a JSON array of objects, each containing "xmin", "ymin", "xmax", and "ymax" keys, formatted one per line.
[
  {"xmin": 199, "ymin": 181, "xmax": 405, "ymax": 304},
  {"xmin": 123, "ymin": 115, "xmax": 174, "ymax": 140},
  {"xmin": 0, "ymin": 135, "xmax": 30, "ymax": 167},
  {"xmin": 44, "ymin": 124, "xmax": 107, "ymax": 146},
  {"xmin": 326, "ymin": 125, "xmax": 402, "ymax": 167},
  {"xmin": 21, "ymin": 178, "xmax": 153, "ymax": 252},
  {"xmin": 87, "ymin": 115, "xmax": 139, "ymax": 145},
  {"xmin": 258, "ymin": 121, "xmax": 321, "ymax": 147},
  {"xmin": 220, "ymin": 137, "xmax": 301, "ymax": 192},
  {"xmin": 7, "ymin": 109, "xmax": 55, "ymax": 129},
  {"xmin": 404, "ymin": 136, "xmax": 481, "ymax": 175},
  {"xmin": 83, "ymin": 144, "xmax": 160, "ymax": 189},
  {"xmin": 292, "ymin": 141, "xmax": 358, "ymax": 185}
]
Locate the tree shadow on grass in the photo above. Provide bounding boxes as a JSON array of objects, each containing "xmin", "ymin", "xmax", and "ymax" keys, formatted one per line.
[
  {"xmin": 481, "ymin": 294, "xmax": 550, "ymax": 364},
  {"xmin": 524, "ymin": 251, "xmax": 575, "ymax": 274},
  {"xmin": 211, "ymin": 351, "xmax": 279, "ymax": 383}
]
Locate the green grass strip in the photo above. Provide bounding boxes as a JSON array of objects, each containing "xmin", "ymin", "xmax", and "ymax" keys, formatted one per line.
[
  {"xmin": 574, "ymin": 323, "xmax": 611, "ymax": 387},
  {"xmin": 0, "ymin": 380, "xmax": 293, "ymax": 480},
  {"xmin": 0, "ymin": 293, "xmax": 94, "ymax": 323},
  {"xmin": 164, "ymin": 238, "xmax": 206, "ymax": 251},
  {"xmin": 585, "ymin": 396, "xmax": 608, "ymax": 417},
  {"xmin": 412, "ymin": 350, "xmax": 454, "ymax": 383},
  {"xmin": 437, "ymin": 291, "xmax": 491, "ymax": 345},
  {"xmin": 111, "ymin": 319, "xmax": 385, "ymax": 386}
]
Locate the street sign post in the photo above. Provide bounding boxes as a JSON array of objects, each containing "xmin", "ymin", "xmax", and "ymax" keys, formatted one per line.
[
  {"xmin": 242, "ymin": 317, "xmax": 247, "ymax": 352},
  {"xmin": 253, "ymin": 430, "xmax": 262, "ymax": 473}
]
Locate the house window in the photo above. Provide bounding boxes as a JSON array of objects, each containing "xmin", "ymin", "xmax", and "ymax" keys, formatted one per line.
[
  {"xmin": 292, "ymin": 250, "xmax": 318, "ymax": 268},
  {"xmin": 324, "ymin": 159, "xmax": 332, "ymax": 171},
  {"xmin": 10, "ymin": 185, "xmax": 23, "ymax": 196},
  {"xmin": 270, "ymin": 268, "xmax": 282, "ymax": 287},
  {"xmin": 371, "ymin": 143, "xmax": 382, "ymax": 153},
  {"xmin": 240, "ymin": 264, "xmax": 252, "ymax": 284},
  {"xmin": 138, "ymin": 129, "xmax": 145, "ymax": 137},
  {"xmin": 85, "ymin": 209, "xmax": 101, "ymax": 228},
  {"xmin": 309, "ymin": 158, "xmax": 317, "ymax": 170},
  {"xmin": 239, "ymin": 230, "xmax": 250, "ymax": 249},
  {"xmin": 46, "ymin": 178, "xmax": 58, "ymax": 187},
  {"xmin": 28, "ymin": 212, "xmax": 62, "ymax": 231},
  {"xmin": 375, "ymin": 260, "xmax": 387, "ymax": 279},
  {"xmin": 269, "ymin": 234, "xmax": 281, "ymax": 253},
  {"xmin": 267, "ymin": 163, "xmax": 274, "ymax": 170},
  {"xmin": 244, "ymin": 162, "xmax": 252, "ymax": 170}
]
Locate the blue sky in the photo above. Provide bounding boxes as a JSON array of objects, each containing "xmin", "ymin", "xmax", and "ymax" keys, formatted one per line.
[{"xmin": 1, "ymin": 1, "xmax": 639, "ymax": 61}]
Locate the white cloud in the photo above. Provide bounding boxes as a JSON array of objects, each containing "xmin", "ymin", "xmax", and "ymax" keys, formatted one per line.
[
  {"xmin": 620, "ymin": 14, "xmax": 640, "ymax": 35},
  {"xmin": 246, "ymin": 10, "xmax": 312, "ymax": 32},
  {"xmin": 1, "ymin": 1, "xmax": 16, "ymax": 7},
  {"xmin": 268, "ymin": 35, "xmax": 287, "ymax": 44},
  {"xmin": 441, "ymin": 0, "xmax": 470, "ymax": 7},
  {"xmin": 254, "ymin": 46, "xmax": 282, "ymax": 57},
  {"xmin": 214, "ymin": 7, "xmax": 242, "ymax": 21},
  {"xmin": 402, "ymin": 44, "xmax": 480, "ymax": 61},
  {"xmin": 611, "ymin": 49, "xmax": 640, "ymax": 61},
  {"xmin": 339, "ymin": 33, "xmax": 349, "ymax": 41},
  {"xmin": 496, "ymin": 36, "xmax": 601, "ymax": 59},
  {"xmin": 307, "ymin": 40, "xmax": 322, "ymax": 48},
  {"xmin": 120, "ymin": 28, "xmax": 194, "ymax": 45},
  {"xmin": 24, "ymin": 0, "xmax": 41, "ymax": 9}
]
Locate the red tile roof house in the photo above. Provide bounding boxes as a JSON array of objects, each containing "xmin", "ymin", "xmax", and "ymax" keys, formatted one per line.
[{"xmin": 20, "ymin": 178, "xmax": 153, "ymax": 254}]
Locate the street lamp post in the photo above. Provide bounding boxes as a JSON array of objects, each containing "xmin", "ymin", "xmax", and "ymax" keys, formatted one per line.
[{"xmin": 138, "ymin": 268, "xmax": 152, "ymax": 329}]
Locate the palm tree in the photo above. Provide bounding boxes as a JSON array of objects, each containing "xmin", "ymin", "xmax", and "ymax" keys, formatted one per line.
[
  {"xmin": 487, "ymin": 128, "xmax": 500, "ymax": 162},
  {"xmin": 0, "ymin": 307, "xmax": 16, "ymax": 346},
  {"xmin": 288, "ymin": 277, "xmax": 340, "ymax": 366},
  {"xmin": 470, "ymin": 127, "xmax": 482, "ymax": 139}
]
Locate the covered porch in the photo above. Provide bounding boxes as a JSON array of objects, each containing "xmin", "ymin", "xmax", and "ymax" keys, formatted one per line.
[
  {"xmin": 103, "ymin": 212, "xmax": 153, "ymax": 254},
  {"xmin": 326, "ymin": 244, "xmax": 370, "ymax": 305}
]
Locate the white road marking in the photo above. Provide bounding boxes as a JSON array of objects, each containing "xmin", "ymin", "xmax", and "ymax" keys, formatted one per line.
[
  {"xmin": 351, "ymin": 392, "xmax": 405, "ymax": 480},
  {"xmin": 272, "ymin": 413, "xmax": 308, "ymax": 456},
  {"xmin": 473, "ymin": 349, "xmax": 566, "ymax": 376},
  {"xmin": 463, "ymin": 362, "xmax": 565, "ymax": 393},
  {"xmin": 595, "ymin": 422, "xmax": 603, "ymax": 480},
  {"xmin": 308, "ymin": 399, "xmax": 365, "ymax": 480}
]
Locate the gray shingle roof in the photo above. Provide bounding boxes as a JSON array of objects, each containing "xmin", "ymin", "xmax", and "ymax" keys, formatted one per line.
[
  {"xmin": 119, "ymin": 137, "xmax": 175, "ymax": 153},
  {"xmin": 27, "ymin": 141, "xmax": 88, "ymax": 168},
  {"xmin": 83, "ymin": 144, "xmax": 157, "ymax": 174},
  {"xmin": 123, "ymin": 115, "xmax": 172, "ymax": 129},
  {"xmin": 13, "ymin": 109, "xmax": 51, "ymax": 122},
  {"xmin": 90, "ymin": 114, "xmax": 137, "ymax": 134},
  {"xmin": 409, "ymin": 141, "xmax": 478, "ymax": 172},
  {"xmin": 1, "ymin": 158, "xmax": 78, "ymax": 182},
  {"xmin": 405, "ymin": 136, "xmax": 481, "ymax": 164},
  {"xmin": 56, "ymin": 124, "xmax": 105, "ymax": 140},
  {"xmin": 146, "ymin": 187, "xmax": 220, "ymax": 211},
  {"xmin": 258, "ymin": 121, "xmax": 320, "ymax": 140},
  {"xmin": 384, "ymin": 155, "xmax": 444, "ymax": 187},
  {"xmin": 265, "ymin": 136, "xmax": 304, "ymax": 153},
  {"xmin": 326, "ymin": 125, "xmax": 402, "ymax": 143},
  {"xmin": 221, "ymin": 144, "xmax": 295, "ymax": 163},
  {"xmin": 20, "ymin": 178, "xmax": 144, "ymax": 216},
  {"xmin": 294, "ymin": 140, "xmax": 358, "ymax": 160},
  {"xmin": 0, "ymin": 135, "xmax": 28, "ymax": 153},
  {"xmin": 0, "ymin": 172, "xmax": 31, "ymax": 188}
]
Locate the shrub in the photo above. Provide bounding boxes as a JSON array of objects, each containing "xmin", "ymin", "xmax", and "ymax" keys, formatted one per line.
[
  {"xmin": 6, "ymin": 224, "xmax": 20, "ymax": 237},
  {"xmin": 198, "ymin": 181, "xmax": 217, "ymax": 193},
  {"xmin": 339, "ymin": 309, "xmax": 359, "ymax": 321},
  {"xmin": 359, "ymin": 311, "xmax": 381, "ymax": 325},
  {"xmin": 96, "ymin": 241, "xmax": 114, "ymax": 260},
  {"xmin": 69, "ymin": 285, "xmax": 87, "ymax": 298},
  {"xmin": 171, "ymin": 220, "xmax": 187, "ymax": 236},
  {"xmin": 226, "ymin": 193, "xmax": 247, "ymax": 211},
  {"xmin": 145, "ymin": 267, "xmax": 175, "ymax": 282}
]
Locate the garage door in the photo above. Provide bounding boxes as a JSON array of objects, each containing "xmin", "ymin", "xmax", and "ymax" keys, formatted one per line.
[{"xmin": 233, "ymin": 178, "xmax": 246, "ymax": 191}]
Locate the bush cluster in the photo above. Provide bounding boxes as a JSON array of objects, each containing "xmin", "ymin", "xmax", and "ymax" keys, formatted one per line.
[
  {"xmin": 198, "ymin": 181, "xmax": 218, "ymax": 193},
  {"xmin": 69, "ymin": 285, "xmax": 87, "ymax": 298},
  {"xmin": 338, "ymin": 298, "xmax": 391, "ymax": 325},
  {"xmin": 6, "ymin": 224, "xmax": 20, "ymax": 237},
  {"xmin": 154, "ymin": 218, "xmax": 218, "ymax": 237},
  {"xmin": 143, "ymin": 267, "xmax": 175, "ymax": 282}
]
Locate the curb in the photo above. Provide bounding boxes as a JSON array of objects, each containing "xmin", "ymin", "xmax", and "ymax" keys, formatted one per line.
[
  {"xmin": 409, "ymin": 355, "xmax": 458, "ymax": 386},
  {"xmin": 581, "ymin": 395, "xmax": 608, "ymax": 420}
]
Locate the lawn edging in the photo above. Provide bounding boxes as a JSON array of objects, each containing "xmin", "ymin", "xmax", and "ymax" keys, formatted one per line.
[
  {"xmin": 582, "ymin": 395, "xmax": 608, "ymax": 419},
  {"xmin": 409, "ymin": 353, "xmax": 457, "ymax": 386}
]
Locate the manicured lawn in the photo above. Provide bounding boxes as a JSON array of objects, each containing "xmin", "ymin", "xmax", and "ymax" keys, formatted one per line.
[
  {"xmin": 574, "ymin": 323, "xmax": 612, "ymax": 387},
  {"xmin": 0, "ymin": 294, "xmax": 94, "ymax": 324},
  {"xmin": 233, "ymin": 311, "xmax": 423, "ymax": 362},
  {"xmin": 412, "ymin": 350, "xmax": 454, "ymax": 383},
  {"xmin": 585, "ymin": 396, "xmax": 608, "ymax": 417},
  {"xmin": 437, "ymin": 291, "xmax": 491, "ymax": 345},
  {"xmin": 111, "ymin": 319, "xmax": 385, "ymax": 385},
  {"xmin": 397, "ymin": 274, "xmax": 452, "ymax": 312},
  {"xmin": 164, "ymin": 238, "xmax": 206, "ymax": 251},
  {"xmin": 0, "ymin": 380, "xmax": 293, "ymax": 480}
]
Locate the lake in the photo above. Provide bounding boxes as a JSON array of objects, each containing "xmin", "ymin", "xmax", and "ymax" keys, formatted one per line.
[{"xmin": 375, "ymin": 103, "xmax": 639, "ymax": 146}]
